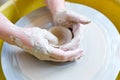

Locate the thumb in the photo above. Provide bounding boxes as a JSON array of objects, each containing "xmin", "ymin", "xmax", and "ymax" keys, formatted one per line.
[{"xmin": 42, "ymin": 29, "xmax": 58, "ymax": 45}]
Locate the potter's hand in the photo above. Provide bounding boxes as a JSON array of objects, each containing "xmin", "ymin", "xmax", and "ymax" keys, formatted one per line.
[
  {"xmin": 53, "ymin": 10, "xmax": 90, "ymax": 27},
  {"xmin": 11, "ymin": 27, "xmax": 83, "ymax": 62},
  {"xmin": 46, "ymin": 0, "xmax": 90, "ymax": 51},
  {"xmin": 60, "ymin": 24, "xmax": 85, "ymax": 50},
  {"xmin": 53, "ymin": 10, "xmax": 90, "ymax": 50},
  {"xmin": 46, "ymin": 0, "xmax": 90, "ymax": 27}
]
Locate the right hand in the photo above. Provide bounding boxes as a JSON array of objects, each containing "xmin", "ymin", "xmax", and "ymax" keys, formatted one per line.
[
  {"xmin": 52, "ymin": 10, "xmax": 90, "ymax": 51},
  {"xmin": 11, "ymin": 26, "xmax": 83, "ymax": 62}
]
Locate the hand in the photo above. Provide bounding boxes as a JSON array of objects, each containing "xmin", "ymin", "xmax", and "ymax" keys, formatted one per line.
[
  {"xmin": 53, "ymin": 10, "xmax": 90, "ymax": 50},
  {"xmin": 53, "ymin": 10, "xmax": 90, "ymax": 28},
  {"xmin": 11, "ymin": 27, "xmax": 83, "ymax": 62},
  {"xmin": 60, "ymin": 24, "xmax": 85, "ymax": 50}
]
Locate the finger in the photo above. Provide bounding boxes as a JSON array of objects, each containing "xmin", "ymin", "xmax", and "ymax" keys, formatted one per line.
[
  {"xmin": 60, "ymin": 24, "xmax": 81, "ymax": 50},
  {"xmin": 48, "ymin": 46, "xmax": 83, "ymax": 62},
  {"xmin": 46, "ymin": 50, "xmax": 83, "ymax": 62},
  {"xmin": 66, "ymin": 49, "xmax": 83, "ymax": 61},
  {"xmin": 60, "ymin": 39, "xmax": 80, "ymax": 51},
  {"xmin": 62, "ymin": 21, "xmax": 75, "ymax": 28},
  {"xmin": 67, "ymin": 12, "xmax": 91, "ymax": 24},
  {"xmin": 73, "ymin": 24, "xmax": 86, "ymax": 41},
  {"xmin": 73, "ymin": 24, "xmax": 81, "ymax": 36},
  {"xmin": 75, "ymin": 51, "xmax": 84, "ymax": 60},
  {"xmin": 42, "ymin": 29, "xmax": 58, "ymax": 45}
]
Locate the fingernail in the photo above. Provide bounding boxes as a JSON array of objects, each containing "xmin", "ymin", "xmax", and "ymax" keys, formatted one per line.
[
  {"xmin": 86, "ymin": 20, "xmax": 91, "ymax": 23},
  {"xmin": 83, "ymin": 20, "xmax": 91, "ymax": 24},
  {"xmin": 76, "ymin": 53, "xmax": 83, "ymax": 60}
]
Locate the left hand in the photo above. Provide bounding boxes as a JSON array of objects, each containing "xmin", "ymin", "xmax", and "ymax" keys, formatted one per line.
[
  {"xmin": 60, "ymin": 24, "xmax": 86, "ymax": 51},
  {"xmin": 53, "ymin": 10, "xmax": 90, "ymax": 50}
]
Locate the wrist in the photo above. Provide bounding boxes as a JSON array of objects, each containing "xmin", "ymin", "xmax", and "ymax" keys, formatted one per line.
[
  {"xmin": 11, "ymin": 27, "xmax": 33, "ymax": 49},
  {"xmin": 9, "ymin": 25, "xmax": 23, "ymax": 45}
]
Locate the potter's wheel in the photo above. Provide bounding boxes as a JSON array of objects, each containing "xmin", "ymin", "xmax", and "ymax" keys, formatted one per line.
[{"xmin": 1, "ymin": 3, "xmax": 120, "ymax": 80}]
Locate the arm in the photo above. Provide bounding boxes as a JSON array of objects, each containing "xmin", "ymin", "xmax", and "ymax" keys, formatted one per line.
[
  {"xmin": 0, "ymin": 13, "xmax": 17, "ymax": 44},
  {"xmin": 0, "ymin": 13, "xmax": 32, "ymax": 47},
  {"xmin": 45, "ymin": 0, "xmax": 66, "ymax": 15},
  {"xmin": 45, "ymin": 0, "xmax": 90, "ymax": 26}
]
